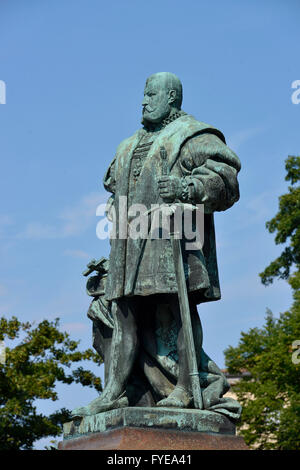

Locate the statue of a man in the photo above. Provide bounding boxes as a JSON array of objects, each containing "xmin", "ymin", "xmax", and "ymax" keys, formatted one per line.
[{"xmin": 72, "ymin": 72, "xmax": 241, "ymax": 419}]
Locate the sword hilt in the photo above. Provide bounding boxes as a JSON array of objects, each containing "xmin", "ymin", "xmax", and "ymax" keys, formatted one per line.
[{"xmin": 160, "ymin": 146, "xmax": 169, "ymax": 176}]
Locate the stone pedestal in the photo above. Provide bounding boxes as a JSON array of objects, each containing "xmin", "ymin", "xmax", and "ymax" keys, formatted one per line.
[{"xmin": 58, "ymin": 407, "xmax": 248, "ymax": 450}]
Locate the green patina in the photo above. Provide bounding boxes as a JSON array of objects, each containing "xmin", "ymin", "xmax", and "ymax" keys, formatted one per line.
[{"xmin": 71, "ymin": 73, "xmax": 242, "ymax": 429}]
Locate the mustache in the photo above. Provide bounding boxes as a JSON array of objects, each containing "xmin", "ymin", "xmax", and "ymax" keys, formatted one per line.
[{"xmin": 142, "ymin": 105, "xmax": 154, "ymax": 113}]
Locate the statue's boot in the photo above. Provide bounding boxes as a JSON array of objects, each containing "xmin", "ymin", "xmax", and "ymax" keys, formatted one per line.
[
  {"xmin": 155, "ymin": 297, "xmax": 202, "ymax": 409},
  {"xmin": 156, "ymin": 385, "xmax": 192, "ymax": 408},
  {"xmin": 71, "ymin": 391, "xmax": 128, "ymax": 418}
]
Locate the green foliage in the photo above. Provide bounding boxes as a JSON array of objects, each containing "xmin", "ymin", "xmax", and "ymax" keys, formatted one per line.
[
  {"xmin": 0, "ymin": 316, "xmax": 103, "ymax": 450},
  {"xmin": 260, "ymin": 156, "xmax": 300, "ymax": 290},
  {"xmin": 225, "ymin": 156, "xmax": 300, "ymax": 449},
  {"xmin": 225, "ymin": 305, "xmax": 300, "ymax": 449}
]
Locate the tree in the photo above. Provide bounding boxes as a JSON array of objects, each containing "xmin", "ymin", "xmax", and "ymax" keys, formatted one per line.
[
  {"xmin": 260, "ymin": 155, "xmax": 300, "ymax": 296},
  {"xmin": 0, "ymin": 316, "xmax": 103, "ymax": 450},
  {"xmin": 224, "ymin": 155, "xmax": 300, "ymax": 450},
  {"xmin": 225, "ymin": 306, "xmax": 300, "ymax": 449}
]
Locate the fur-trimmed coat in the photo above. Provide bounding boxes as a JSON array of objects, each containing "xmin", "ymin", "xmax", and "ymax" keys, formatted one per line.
[{"xmin": 103, "ymin": 114, "xmax": 240, "ymax": 303}]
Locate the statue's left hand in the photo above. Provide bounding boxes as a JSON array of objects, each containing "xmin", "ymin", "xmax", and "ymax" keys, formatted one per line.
[{"xmin": 157, "ymin": 175, "xmax": 182, "ymax": 202}]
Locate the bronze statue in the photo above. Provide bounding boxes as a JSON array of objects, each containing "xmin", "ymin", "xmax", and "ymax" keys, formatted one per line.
[{"xmin": 71, "ymin": 72, "xmax": 242, "ymax": 421}]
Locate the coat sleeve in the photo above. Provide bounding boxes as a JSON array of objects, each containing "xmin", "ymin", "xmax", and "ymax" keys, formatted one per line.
[
  {"xmin": 178, "ymin": 132, "xmax": 241, "ymax": 213},
  {"xmin": 103, "ymin": 158, "xmax": 116, "ymax": 222},
  {"xmin": 103, "ymin": 157, "xmax": 116, "ymax": 195}
]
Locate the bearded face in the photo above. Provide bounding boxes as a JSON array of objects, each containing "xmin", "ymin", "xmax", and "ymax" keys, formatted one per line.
[{"xmin": 142, "ymin": 77, "xmax": 171, "ymax": 125}]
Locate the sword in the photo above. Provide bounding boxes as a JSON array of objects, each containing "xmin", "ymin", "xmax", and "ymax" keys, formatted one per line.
[{"xmin": 159, "ymin": 146, "xmax": 203, "ymax": 409}]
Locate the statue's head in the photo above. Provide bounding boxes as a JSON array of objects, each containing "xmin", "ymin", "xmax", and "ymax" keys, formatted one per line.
[{"xmin": 142, "ymin": 72, "xmax": 183, "ymax": 127}]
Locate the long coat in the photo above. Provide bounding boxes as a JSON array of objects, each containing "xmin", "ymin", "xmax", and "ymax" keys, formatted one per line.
[{"xmin": 103, "ymin": 114, "xmax": 240, "ymax": 303}]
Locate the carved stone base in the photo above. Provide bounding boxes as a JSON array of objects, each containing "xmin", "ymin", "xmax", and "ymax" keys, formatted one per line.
[{"xmin": 58, "ymin": 407, "xmax": 248, "ymax": 450}]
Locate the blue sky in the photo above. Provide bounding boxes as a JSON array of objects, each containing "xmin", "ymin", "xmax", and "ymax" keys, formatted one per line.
[{"xmin": 0, "ymin": 0, "xmax": 299, "ymax": 448}]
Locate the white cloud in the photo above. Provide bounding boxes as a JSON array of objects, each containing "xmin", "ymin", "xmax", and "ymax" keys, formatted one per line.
[
  {"xmin": 218, "ymin": 188, "xmax": 280, "ymax": 240},
  {"xmin": 240, "ymin": 190, "xmax": 275, "ymax": 227},
  {"xmin": 63, "ymin": 249, "xmax": 90, "ymax": 259},
  {"xmin": 227, "ymin": 125, "xmax": 267, "ymax": 152},
  {"xmin": 0, "ymin": 284, "xmax": 7, "ymax": 296},
  {"xmin": 0, "ymin": 215, "xmax": 14, "ymax": 238},
  {"xmin": 16, "ymin": 192, "xmax": 108, "ymax": 240},
  {"xmin": 220, "ymin": 269, "xmax": 293, "ymax": 311},
  {"xmin": 61, "ymin": 322, "xmax": 89, "ymax": 334},
  {"xmin": 18, "ymin": 222, "xmax": 61, "ymax": 240},
  {"xmin": 58, "ymin": 192, "xmax": 107, "ymax": 238}
]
